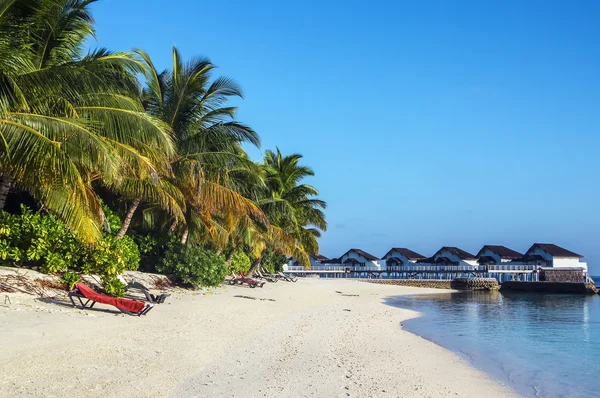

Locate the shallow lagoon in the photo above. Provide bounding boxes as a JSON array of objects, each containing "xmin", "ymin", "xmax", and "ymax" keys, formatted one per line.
[{"xmin": 388, "ymin": 289, "xmax": 600, "ymax": 397}]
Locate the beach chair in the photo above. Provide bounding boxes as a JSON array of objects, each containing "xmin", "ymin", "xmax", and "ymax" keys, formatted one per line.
[
  {"xmin": 125, "ymin": 280, "xmax": 170, "ymax": 304},
  {"xmin": 241, "ymin": 272, "xmax": 264, "ymax": 288},
  {"xmin": 233, "ymin": 272, "xmax": 264, "ymax": 288},
  {"xmin": 257, "ymin": 269, "xmax": 278, "ymax": 283},
  {"xmin": 277, "ymin": 272, "xmax": 297, "ymax": 282},
  {"xmin": 261, "ymin": 267, "xmax": 281, "ymax": 280},
  {"xmin": 68, "ymin": 283, "xmax": 154, "ymax": 316},
  {"xmin": 228, "ymin": 271, "xmax": 244, "ymax": 285}
]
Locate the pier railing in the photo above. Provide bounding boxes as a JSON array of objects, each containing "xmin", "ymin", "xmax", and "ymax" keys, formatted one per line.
[
  {"xmin": 285, "ymin": 264, "xmax": 538, "ymax": 274},
  {"xmin": 285, "ymin": 265, "xmax": 383, "ymax": 272},
  {"xmin": 487, "ymin": 264, "xmax": 536, "ymax": 272},
  {"xmin": 387, "ymin": 265, "xmax": 486, "ymax": 272}
]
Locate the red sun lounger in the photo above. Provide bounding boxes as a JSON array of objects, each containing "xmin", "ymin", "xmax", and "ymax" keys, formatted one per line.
[{"xmin": 69, "ymin": 283, "xmax": 154, "ymax": 316}]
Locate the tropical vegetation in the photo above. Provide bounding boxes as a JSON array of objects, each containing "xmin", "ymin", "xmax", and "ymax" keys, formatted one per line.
[{"xmin": 0, "ymin": 0, "xmax": 326, "ymax": 293}]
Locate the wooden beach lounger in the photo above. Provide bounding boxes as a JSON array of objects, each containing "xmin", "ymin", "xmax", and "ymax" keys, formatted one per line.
[
  {"xmin": 277, "ymin": 272, "xmax": 297, "ymax": 282},
  {"xmin": 68, "ymin": 283, "xmax": 154, "ymax": 316},
  {"xmin": 260, "ymin": 267, "xmax": 281, "ymax": 279},
  {"xmin": 271, "ymin": 271, "xmax": 298, "ymax": 282},
  {"xmin": 125, "ymin": 280, "xmax": 170, "ymax": 304},
  {"xmin": 256, "ymin": 269, "xmax": 278, "ymax": 283}
]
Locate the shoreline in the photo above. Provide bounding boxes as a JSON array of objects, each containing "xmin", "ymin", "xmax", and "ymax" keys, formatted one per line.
[
  {"xmin": 388, "ymin": 290, "xmax": 600, "ymax": 398},
  {"xmin": 387, "ymin": 293, "xmax": 529, "ymax": 397},
  {"xmin": 1, "ymin": 278, "xmax": 518, "ymax": 397}
]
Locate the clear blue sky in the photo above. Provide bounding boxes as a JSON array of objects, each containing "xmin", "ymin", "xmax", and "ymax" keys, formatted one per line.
[{"xmin": 90, "ymin": 0, "xmax": 600, "ymax": 273}]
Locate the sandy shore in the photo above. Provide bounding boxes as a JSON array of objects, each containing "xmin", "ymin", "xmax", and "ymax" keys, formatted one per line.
[{"xmin": 0, "ymin": 278, "xmax": 517, "ymax": 397}]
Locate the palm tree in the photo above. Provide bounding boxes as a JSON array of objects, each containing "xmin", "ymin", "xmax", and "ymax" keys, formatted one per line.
[
  {"xmin": 136, "ymin": 48, "xmax": 268, "ymax": 245},
  {"xmin": 0, "ymin": 0, "xmax": 173, "ymax": 243},
  {"xmin": 246, "ymin": 148, "xmax": 327, "ymax": 276}
]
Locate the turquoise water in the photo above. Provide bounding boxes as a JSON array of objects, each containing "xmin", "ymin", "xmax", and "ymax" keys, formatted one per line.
[{"xmin": 387, "ymin": 286, "xmax": 600, "ymax": 397}]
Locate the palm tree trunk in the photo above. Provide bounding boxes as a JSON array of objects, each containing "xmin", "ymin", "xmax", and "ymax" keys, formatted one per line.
[
  {"xmin": 247, "ymin": 248, "xmax": 267, "ymax": 277},
  {"xmin": 0, "ymin": 175, "xmax": 13, "ymax": 209},
  {"xmin": 225, "ymin": 245, "xmax": 237, "ymax": 269},
  {"xmin": 168, "ymin": 219, "xmax": 177, "ymax": 232},
  {"xmin": 116, "ymin": 199, "xmax": 140, "ymax": 239},
  {"xmin": 180, "ymin": 228, "xmax": 189, "ymax": 244}
]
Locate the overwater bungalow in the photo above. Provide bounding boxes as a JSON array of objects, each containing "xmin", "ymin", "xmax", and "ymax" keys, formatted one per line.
[
  {"xmin": 417, "ymin": 247, "xmax": 478, "ymax": 267},
  {"xmin": 308, "ymin": 253, "xmax": 330, "ymax": 268},
  {"xmin": 338, "ymin": 249, "xmax": 380, "ymax": 269},
  {"xmin": 284, "ymin": 243, "xmax": 590, "ymax": 283},
  {"xmin": 476, "ymin": 245, "xmax": 523, "ymax": 265},
  {"xmin": 522, "ymin": 243, "xmax": 586, "ymax": 270},
  {"xmin": 381, "ymin": 248, "xmax": 426, "ymax": 276},
  {"xmin": 482, "ymin": 243, "xmax": 587, "ymax": 282}
]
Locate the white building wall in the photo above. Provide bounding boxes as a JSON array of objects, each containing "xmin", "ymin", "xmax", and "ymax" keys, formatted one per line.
[{"xmin": 553, "ymin": 257, "xmax": 587, "ymax": 271}]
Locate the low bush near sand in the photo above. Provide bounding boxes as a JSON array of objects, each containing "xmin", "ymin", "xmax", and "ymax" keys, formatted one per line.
[
  {"xmin": 229, "ymin": 250, "xmax": 251, "ymax": 274},
  {"xmin": 0, "ymin": 206, "xmax": 140, "ymax": 297},
  {"xmin": 157, "ymin": 241, "xmax": 227, "ymax": 288},
  {"xmin": 60, "ymin": 272, "xmax": 81, "ymax": 289},
  {"xmin": 260, "ymin": 250, "xmax": 289, "ymax": 272}
]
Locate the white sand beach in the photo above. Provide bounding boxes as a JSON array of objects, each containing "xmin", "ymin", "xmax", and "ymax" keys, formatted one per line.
[{"xmin": 0, "ymin": 277, "xmax": 517, "ymax": 398}]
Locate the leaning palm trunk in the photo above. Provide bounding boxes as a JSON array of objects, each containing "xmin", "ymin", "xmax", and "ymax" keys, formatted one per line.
[
  {"xmin": 180, "ymin": 228, "xmax": 189, "ymax": 244},
  {"xmin": 247, "ymin": 248, "xmax": 267, "ymax": 277},
  {"xmin": 224, "ymin": 246, "xmax": 237, "ymax": 269},
  {"xmin": 0, "ymin": 175, "xmax": 12, "ymax": 209},
  {"xmin": 116, "ymin": 199, "xmax": 140, "ymax": 239}
]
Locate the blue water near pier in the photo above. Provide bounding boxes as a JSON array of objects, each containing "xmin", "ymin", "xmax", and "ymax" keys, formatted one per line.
[{"xmin": 387, "ymin": 283, "xmax": 600, "ymax": 398}]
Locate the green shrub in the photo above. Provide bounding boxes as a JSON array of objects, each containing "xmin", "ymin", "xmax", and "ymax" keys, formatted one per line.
[
  {"xmin": 261, "ymin": 250, "xmax": 288, "ymax": 272},
  {"xmin": 61, "ymin": 272, "xmax": 81, "ymax": 289},
  {"xmin": 120, "ymin": 236, "xmax": 141, "ymax": 271},
  {"xmin": 229, "ymin": 249, "xmax": 251, "ymax": 274},
  {"xmin": 83, "ymin": 235, "xmax": 140, "ymax": 278},
  {"xmin": 132, "ymin": 233, "xmax": 160, "ymax": 255},
  {"xmin": 101, "ymin": 201, "xmax": 122, "ymax": 234},
  {"xmin": 102, "ymin": 276, "xmax": 126, "ymax": 297},
  {"xmin": 131, "ymin": 232, "xmax": 170, "ymax": 273},
  {"xmin": 0, "ymin": 205, "xmax": 83, "ymax": 272},
  {"xmin": 157, "ymin": 241, "xmax": 226, "ymax": 287},
  {"xmin": 0, "ymin": 206, "xmax": 140, "ymax": 297}
]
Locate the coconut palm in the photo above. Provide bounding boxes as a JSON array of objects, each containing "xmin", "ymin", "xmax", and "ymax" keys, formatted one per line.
[
  {"xmin": 0, "ymin": 0, "xmax": 173, "ymax": 243},
  {"xmin": 246, "ymin": 148, "xmax": 327, "ymax": 275},
  {"xmin": 136, "ymin": 48, "xmax": 268, "ymax": 245}
]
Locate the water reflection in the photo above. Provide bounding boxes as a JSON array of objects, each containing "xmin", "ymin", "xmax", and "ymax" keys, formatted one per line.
[{"xmin": 385, "ymin": 292, "xmax": 600, "ymax": 398}]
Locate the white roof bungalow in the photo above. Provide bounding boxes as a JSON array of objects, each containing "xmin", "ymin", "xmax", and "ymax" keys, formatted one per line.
[
  {"xmin": 522, "ymin": 243, "xmax": 587, "ymax": 271},
  {"xmin": 419, "ymin": 246, "xmax": 478, "ymax": 267},
  {"xmin": 381, "ymin": 248, "xmax": 427, "ymax": 268},
  {"xmin": 338, "ymin": 248, "xmax": 380, "ymax": 268},
  {"xmin": 476, "ymin": 245, "xmax": 523, "ymax": 265}
]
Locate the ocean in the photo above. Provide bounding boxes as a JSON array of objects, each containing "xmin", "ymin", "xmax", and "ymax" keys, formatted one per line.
[{"xmin": 388, "ymin": 280, "xmax": 600, "ymax": 398}]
